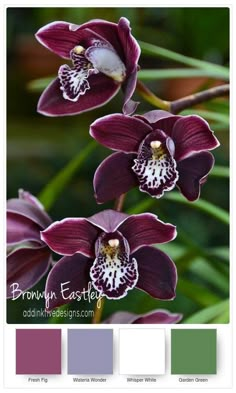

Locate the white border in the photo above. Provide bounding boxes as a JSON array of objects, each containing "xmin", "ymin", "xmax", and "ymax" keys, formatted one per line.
[{"xmin": 1, "ymin": 1, "xmax": 235, "ymax": 392}]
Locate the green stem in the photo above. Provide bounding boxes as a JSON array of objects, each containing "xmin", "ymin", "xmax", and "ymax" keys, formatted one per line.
[
  {"xmin": 170, "ymin": 84, "xmax": 229, "ymax": 114},
  {"xmin": 38, "ymin": 140, "xmax": 97, "ymax": 210},
  {"xmin": 136, "ymin": 80, "xmax": 170, "ymax": 110},
  {"xmin": 92, "ymin": 297, "xmax": 105, "ymax": 324},
  {"xmin": 114, "ymin": 193, "xmax": 126, "ymax": 212}
]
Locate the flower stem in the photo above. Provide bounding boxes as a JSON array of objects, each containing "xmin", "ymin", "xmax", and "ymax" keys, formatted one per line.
[
  {"xmin": 92, "ymin": 297, "xmax": 105, "ymax": 324},
  {"xmin": 136, "ymin": 80, "xmax": 170, "ymax": 110},
  {"xmin": 170, "ymin": 84, "xmax": 229, "ymax": 114},
  {"xmin": 114, "ymin": 193, "xmax": 126, "ymax": 212}
]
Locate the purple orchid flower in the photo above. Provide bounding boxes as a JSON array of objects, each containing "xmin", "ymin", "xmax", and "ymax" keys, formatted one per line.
[
  {"xmin": 35, "ymin": 18, "xmax": 140, "ymax": 117},
  {"xmin": 104, "ymin": 309, "xmax": 182, "ymax": 324},
  {"xmin": 7, "ymin": 190, "xmax": 52, "ymax": 298},
  {"xmin": 90, "ymin": 110, "xmax": 220, "ymax": 203},
  {"xmin": 41, "ymin": 209, "xmax": 177, "ymax": 310}
]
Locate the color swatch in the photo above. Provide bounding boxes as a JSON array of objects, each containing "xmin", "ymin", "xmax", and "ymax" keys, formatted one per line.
[
  {"xmin": 67, "ymin": 329, "xmax": 113, "ymax": 374},
  {"xmin": 16, "ymin": 329, "xmax": 61, "ymax": 374},
  {"xmin": 119, "ymin": 328, "xmax": 165, "ymax": 375},
  {"xmin": 171, "ymin": 329, "xmax": 217, "ymax": 374}
]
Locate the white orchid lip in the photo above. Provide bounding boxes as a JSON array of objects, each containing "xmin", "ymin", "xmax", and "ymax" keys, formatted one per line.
[{"xmin": 108, "ymin": 239, "xmax": 120, "ymax": 247}]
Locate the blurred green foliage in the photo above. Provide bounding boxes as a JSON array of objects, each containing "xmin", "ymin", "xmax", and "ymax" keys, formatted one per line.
[{"xmin": 7, "ymin": 7, "xmax": 229, "ymax": 324}]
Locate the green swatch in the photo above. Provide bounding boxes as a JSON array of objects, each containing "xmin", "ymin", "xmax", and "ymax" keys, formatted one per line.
[{"xmin": 171, "ymin": 329, "xmax": 217, "ymax": 374}]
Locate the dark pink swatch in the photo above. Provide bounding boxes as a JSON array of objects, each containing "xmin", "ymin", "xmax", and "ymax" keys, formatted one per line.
[{"xmin": 16, "ymin": 329, "xmax": 61, "ymax": 374}]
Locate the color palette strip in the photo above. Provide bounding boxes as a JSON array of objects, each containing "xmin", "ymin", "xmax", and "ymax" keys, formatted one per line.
[{"xmin": 15, "ymin": 328, "xmax": 217, "ymax": 376}]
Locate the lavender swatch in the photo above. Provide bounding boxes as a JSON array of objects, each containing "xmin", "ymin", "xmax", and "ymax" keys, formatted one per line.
[
  {"xmin": 16, "ymin": 329, "xmax": 61, "ymax": 374},
  {"xmin": 68, "ymin": 329, "xmax": 113, "ymax": 374}
]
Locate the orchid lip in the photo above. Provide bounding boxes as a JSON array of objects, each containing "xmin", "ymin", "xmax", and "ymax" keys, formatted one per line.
[
  {"xmin": 90, "ymin": 231, "xmax": 138, "ymax": 299},
  {"xmin": 132, "ymin": 131, "xmax": 179, "ymax": 198}
]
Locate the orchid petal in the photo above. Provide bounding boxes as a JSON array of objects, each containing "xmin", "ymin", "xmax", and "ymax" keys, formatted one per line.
[
  {"xmin": 35, "ymin": 22, "xmax": 109, "ymax": 59},
  {"xmin": 18, "ymin": 189, "xmax": 45, "ymax": 210},
  {"xmin": 86, "ymin": 209, "xmax": 129, "ymax": 233},
  {"xmin": 7, "ymin": 246, "xmax": 51, "ymax": 298},
  {"xmin": 134, "ymin": 246, "xmax": 177, "ymax": 300},
  {"xmin": 177, "ymin": 151, "xmax": 215, "ymax": 201},
  {"xmin": 104, "ymin": 309, "xmax": 182, "ymax": 324},
  {"xmin": 41, "ymin": 218, "xmax": 100, "ymax": 257},
  {"xmin": 122, "ymin": 70, "xmax": 139, "ymax": 115},
  {"xmin": 45, "ymin": 254, "xmax": 93, "ymax": 310},
  {"xmin": 117, "ymin": 17, "xmax": 140, "ymax": 73},
  {"xmin": 7, "ymin": 212, "xmax": 42, "ymax": 245},
  {"xmin": 172, "ymin": 115, "xmax": 220, "ymax": 161},
  {"xmin": 75, "ymin": 19, "xmax": 124, "ymax": 60},
  {"xmin": 7, "ymin": 198, "xmax": 51, "ymax": 229},
  {"xmin": 37, "ymin": 75, "xmax": 120, "ymax": 117},
  {"xmin": 90, "ymin": 114, "xmax": 152, "ymax": 153},
  {"xmin": 118, "ymin": 213, "xmax": 177, "ymax": 253},
  {"xmin": 93, "ymin": 152, "xmax": 138, "ymax": 204}
]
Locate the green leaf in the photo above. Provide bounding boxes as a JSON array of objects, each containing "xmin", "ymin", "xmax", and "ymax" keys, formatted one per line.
[
  {"xmin": 183, "ymin": 299, "xmax": 229, "ymax": 323},
  {"xmin": 48, "ymin": 304, "xmax": 69, "ymax": 324},
  {"xmin": 157, "ymin": 242, "xmax": 187, "ymax": 260},
  {"xmin": 38, "ymin": 141, "xmax": 97, "ymax": 210},
  {"xmin": 210, "ymin": 308, "xmax": 229, "ymax": 323},
  {"xmin": 178, "ymin": 278, "xmax": 221, "ymax": 307},
  {"xmin": 27, "ymin": 76, "xmax": 55, "ymax": 92},
  {"xmin": 207, "ymin": 246, "xmax": 229, "ymax": 262},
  {"xmin": 138, "ymin": 40, "xmax": 229, "ymax": 80},
  {"xmin": 189, "ymin": 257, "xmax": 229, "ymax": 293},
  {"xmin": 180, "ymin": 109, "xmax": 229, "ymax": 126},
  {"xmin": 210, "ymin": 166, "xmax": 229, "ymax": 178},
  {"xmin": 127, "ymin": 192, "xmax": 229, "ymax": 225},
  {"xmin": 212, "ymin": 123, "xmax": 229, "ymax": 132},
  {"xmin": 127, "ymin": 198, "xmax": 155, "ymax": 214},
  {"xmin": 138, "ymin": 68, "xmax": 229, "ymax": 81},
  {"xmin": 163, "ymin": 192, "xmax": 229, "ymax": 226}
]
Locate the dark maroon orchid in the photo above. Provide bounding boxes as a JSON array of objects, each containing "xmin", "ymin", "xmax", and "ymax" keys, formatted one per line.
[
  {"xmin": 41, "ymin": 209, "xmax": 177, "ymax": 310},
  {"xmin": 7, "ymin": 190, "xmax": 52, "ymax": 298},
  {"xmin": 104, "ymin": 309, "xmax": 182, "ymax": 324},
  {"xmin": 90, "ymin": 110, "xmax": 220, "ymax": 203},
  {"xmin": 35, "ymin": 18, "xmax": 140, "ymax": 116}
]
